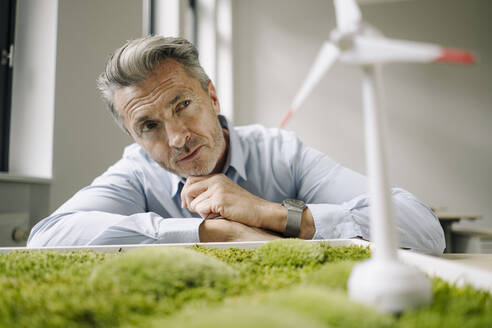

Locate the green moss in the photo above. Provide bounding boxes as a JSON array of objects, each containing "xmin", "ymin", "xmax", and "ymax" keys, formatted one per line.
[
  {"xmin": 0, "ymin": 250, "xmax": 111, "ymax": 280},
  {"xmin": 252, "ymin": 239, "xmax": 326, "ymax": 267},
  {"xmin": 190, "ymin": 245, "xmax": 254, "ymax": 265},
  {"xmin": 89, "ymin": 247, "xmax": 237, "ymax": 321},
  {"xmin": 91, "ymin": 247, "xmax": 235, "ymax": 299},
  {"xmin": 0, "ymin": 247, "xmax": 236, "ymax": 327},
  {"xmin": 152, "ymin": 303, "xmax": 326, "ymax": 328},
  {"xmin": 321, "ymin": 244, "xmax": 371, "ymax": 262},
  {"xmin": 263, "ymin": 286, "xmax": 395, "ymax": 328},
  {"xmin": 306, "ymin": 260, "xmax": 358, "ymax": 290},
  {"xmin": 397, "ymin": 278, "xmax": 492, "ymax": 328},
  {"xmin": 0, "ymin": 250, "xmax": 116, "ymax": 327},
  {"xmin": 146, "ymin": 286, "xmax": 394, "ymax": 328},
  {"xmin": 0, "ymin": 239, "xmax": 490, "ymax": 328}
]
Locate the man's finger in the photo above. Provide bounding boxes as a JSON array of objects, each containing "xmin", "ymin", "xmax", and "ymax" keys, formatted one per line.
[
  {"xmin": 181, "ymin": 179, "xmax": 210, "ymax": 208},
  {"xmin": 194, "ymin": 197, "xmax": 217, "ymax": 219},
  {"xmin": 185, "ymin": 175, "xmax": 207, "ymax": 184},
  {"xmin": 188, "ymin": 188, "xmax": 213, "ymax": 213}
]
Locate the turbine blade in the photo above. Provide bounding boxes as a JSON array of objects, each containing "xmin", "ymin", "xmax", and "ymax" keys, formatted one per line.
[
  {"xmin": 280, "ymin": 42, "xmax": 340, "ymax": 128},
  {"xmin": 342, "ymin": 36, "xmax": 475, "ymax": 65},
  {"xmin": 334, "ymin": 0, "xmax": 362, "ymax": 34},
  {"xmin": 436, "ymin": 48, "xmax": 475, "ymax": 64}
]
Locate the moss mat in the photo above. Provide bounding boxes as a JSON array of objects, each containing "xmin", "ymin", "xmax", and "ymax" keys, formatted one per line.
[{"xmin": 0, "ymin": 239, "xmax": 490, "ymax": 327}]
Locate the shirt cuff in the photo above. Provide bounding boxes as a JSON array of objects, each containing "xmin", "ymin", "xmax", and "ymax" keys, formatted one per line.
[
  {"xmin": 156, "ymin": 217, "xmax": 203, "ymax": 243},
  {"xmin": 87, "ymin": 213, "xmax": 203, "ymax": 245},
  {"xmin": 307, "ymin": 203, "xmax": 364, "ymax": 240}
]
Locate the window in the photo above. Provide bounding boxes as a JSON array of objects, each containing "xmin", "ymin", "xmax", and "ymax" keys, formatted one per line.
[
  {"xmin": 144, "ymin": 0, "xmax": 233, "ymax": 121},
  {"xmin": 0, "ymin": 0, "xmax": 16, "ymax": 172}
]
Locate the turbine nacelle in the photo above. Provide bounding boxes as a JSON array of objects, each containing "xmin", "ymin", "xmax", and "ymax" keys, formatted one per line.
[
  {"xmin": 330, "ymin": 22, "xmax": 382, "ymax": 52},
  {"xmin": 329, "ymin": 28, "xmax": 358, "ymax": 51}
]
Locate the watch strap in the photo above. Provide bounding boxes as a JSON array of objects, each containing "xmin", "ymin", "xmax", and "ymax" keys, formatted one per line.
[
  {"xmin": 282, "ymin": 199, "xmax": 306, "ymax": 237},
  {"xmin": 285, "ymin": 207, "xmax": 302, "ymax": 237}
]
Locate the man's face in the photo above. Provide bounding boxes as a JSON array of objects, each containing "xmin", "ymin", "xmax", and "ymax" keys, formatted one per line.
[{"xmin": 114, "ymin": 60, "xmax": 226, "ymax": 177}]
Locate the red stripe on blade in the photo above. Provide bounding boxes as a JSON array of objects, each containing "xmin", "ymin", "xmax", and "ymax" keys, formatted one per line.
[
  {"xmin": 280, "ymin": 108, "xmax": 294, "ymax": 128},
  {"xmin": 436, "ymin": 48, "xmax": 475, "ymax": 64}
]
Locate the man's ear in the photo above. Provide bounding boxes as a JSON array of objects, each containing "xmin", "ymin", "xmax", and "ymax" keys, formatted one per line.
[{"xmin": 207, "ymin": 80, "xmax": 221, "ymax": 115}]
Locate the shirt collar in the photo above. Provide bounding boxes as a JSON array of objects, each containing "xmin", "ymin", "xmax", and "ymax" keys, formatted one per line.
[
  {"xmin": 170, "ymin": 173, "xmax": 184, "ymax": 197},
  {"xmin": 170, "ymin": 115, "xmax": 247, "ymax": 198}
]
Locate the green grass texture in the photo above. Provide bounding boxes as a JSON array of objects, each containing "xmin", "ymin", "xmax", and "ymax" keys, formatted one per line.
[{"xmin": 0, "ymin": 239, "xmax": 490, "ymax": 327}]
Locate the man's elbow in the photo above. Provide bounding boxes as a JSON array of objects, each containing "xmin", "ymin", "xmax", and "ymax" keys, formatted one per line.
[
  {"xmin": 27, "ymin": 223, "xmax": 62, "ymax": 248},
  {"xmin": 406, "ymin": 216, "xmax": 445, "ymax": 256},
  {"xmin": 429, "ymin": 224, "xmax": 446, "ymax": 256},
  {"xmin": 27, "ymin": 229, "xmax": 49, "ymax": 247},
  {"xmin": 411, "ymin": 234, "xmax": 445, "ymax": 257},
  {"xmin": 26, "ymin": 213, "xmax": 80, "ymax": 248},
  {"xmin": 392, "ymin": 189, "xmax": 446, "ymax": 256},
  {"xmin": 413, "ymin": 211, "xmax": 446, "ymax": 256}
]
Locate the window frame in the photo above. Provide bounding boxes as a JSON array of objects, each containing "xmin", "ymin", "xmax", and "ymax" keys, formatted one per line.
[{"xmin": 0, "ymin": 0, "xmax": 17, "ymax": 172}]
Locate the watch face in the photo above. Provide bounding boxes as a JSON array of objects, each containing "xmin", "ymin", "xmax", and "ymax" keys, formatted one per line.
[{"xmin": 285, "ymin": 199, "xmax": 306, "ymax": 209}]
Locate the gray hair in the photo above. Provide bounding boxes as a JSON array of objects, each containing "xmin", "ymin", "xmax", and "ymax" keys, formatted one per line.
[{"xmin": 97, "ymin": 36, "xmax": 210, "ymax": 132}]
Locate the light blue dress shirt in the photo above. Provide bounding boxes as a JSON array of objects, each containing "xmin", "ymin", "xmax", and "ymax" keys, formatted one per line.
[{"xmin": 28, "ymin": 116, "xmax": 445, "ymax": 255}]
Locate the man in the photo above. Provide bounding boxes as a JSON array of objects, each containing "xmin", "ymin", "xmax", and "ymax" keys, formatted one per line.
[{"xmin": 27, "ymin": 36, "xmax": 445, "ymax": 255}]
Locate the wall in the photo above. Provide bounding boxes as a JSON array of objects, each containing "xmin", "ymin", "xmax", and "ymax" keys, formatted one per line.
[
  {"xmin": 49, "ymin": 0, "xmax": 139, "ymax": 212},
  {"xmin": 233, "ymin": 0, "xmax": 492, "ymax": 230}
]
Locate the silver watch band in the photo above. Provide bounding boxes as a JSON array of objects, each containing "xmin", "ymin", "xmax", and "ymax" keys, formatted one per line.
[
  {"xmin": 285, "ymin": 208, "xmax": 303, "ymax": 237},
  {"xmin": 283, "ymin": 199, "xmax": 306, "ymax": 237}
]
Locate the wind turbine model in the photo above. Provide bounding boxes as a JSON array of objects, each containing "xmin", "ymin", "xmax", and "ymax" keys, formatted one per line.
[{"xmin": 280, "ymin": 0, "xmax": 475, "ymax": 313}]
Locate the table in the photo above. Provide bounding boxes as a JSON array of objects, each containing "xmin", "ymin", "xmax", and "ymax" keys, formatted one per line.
[
  {"xmin": 441, "ymin": 253, "xmax": 492, "ymax": 272},
  {"xmin": 435, "ymin": 213, "xmax": 481, "ymax": 253}
]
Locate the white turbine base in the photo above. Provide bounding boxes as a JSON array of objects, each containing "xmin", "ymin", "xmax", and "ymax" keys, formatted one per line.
[{"xmin": 347, "ymin": 258, "xmax": 432, "ymax": 313}]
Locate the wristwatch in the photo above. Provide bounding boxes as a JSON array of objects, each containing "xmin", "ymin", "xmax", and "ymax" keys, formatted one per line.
[{"xmin": 282, "ymin": 199, "xmax": 307, "ymax": 237}]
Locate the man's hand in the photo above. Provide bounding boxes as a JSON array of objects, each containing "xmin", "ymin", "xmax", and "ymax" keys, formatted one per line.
[
  {"xmin": 182, "ymin": 174, "xmax": 278, "ymax": 228},
  {"xmin": 182, "ymin": 174, "xmax": 315, "ymax": 239}
]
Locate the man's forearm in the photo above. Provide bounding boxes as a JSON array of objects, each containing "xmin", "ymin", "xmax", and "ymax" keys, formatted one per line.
[
  {"xmin": 256, "ymin": 201, "xmax": 315, "ymax": 239},
  {"xmin": 198, "ymin": 218, "xmax": 281, "ymax": 242},
  {"xmin": 28, "ymin": 211, "xmax": 203, "ymax": 247},
  {"xmin": 305, "ymin": 188, "xmax": 446, "ymax": 255}
]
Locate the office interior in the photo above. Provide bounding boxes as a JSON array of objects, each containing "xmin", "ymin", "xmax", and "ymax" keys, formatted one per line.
[{"xmin": 0, "ymin": 0, "xmax": 491, "ymax": 256}]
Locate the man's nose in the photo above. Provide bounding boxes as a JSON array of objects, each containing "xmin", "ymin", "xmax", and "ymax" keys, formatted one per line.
[{"xmin": 165, "ymin": 119, "xmax": 190, "ymax": 149}]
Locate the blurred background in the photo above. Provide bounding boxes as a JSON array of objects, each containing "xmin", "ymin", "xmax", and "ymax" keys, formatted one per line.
[{"xmin": 0, "ymin": 0, "xmax": 490, "ymax": 251}]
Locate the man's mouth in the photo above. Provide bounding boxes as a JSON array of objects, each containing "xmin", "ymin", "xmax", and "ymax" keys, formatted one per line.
[{"xmin": 177, "ymin": 145, "xmax": 203, "ymax": 162}]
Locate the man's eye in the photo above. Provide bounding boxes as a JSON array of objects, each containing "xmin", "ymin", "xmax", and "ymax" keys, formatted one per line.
[
  {"xmin": 142, "ymin": 122, "xmax": 158, "ymax": 132},
  {"xmin": 176, "ymin": 100, "xmax": 191, "ymax": 112}
]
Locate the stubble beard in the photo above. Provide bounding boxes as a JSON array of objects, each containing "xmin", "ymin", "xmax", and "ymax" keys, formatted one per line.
[{"xmin": 160, "ymin": 118, "xmax": 226, "ymax": 178}]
